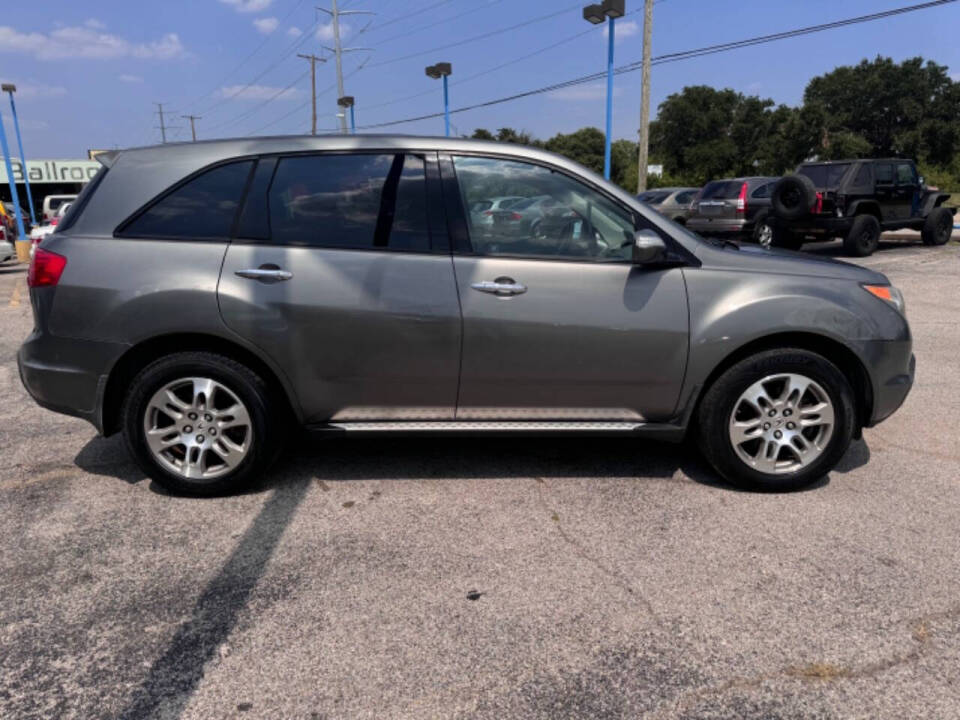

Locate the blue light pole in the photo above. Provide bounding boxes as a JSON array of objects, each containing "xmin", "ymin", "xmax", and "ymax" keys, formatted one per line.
[
  {"xmin": 426, "ymin": 63, "xmax": 452, "ymax": 137},
  {"xmin": 3, "ymin": 83, "xmax": 36, "ymax": 226},
  {"xmin": 0, "ymin": 103, "xmax": 27, "ymax": 243},
  {"xmin": 584, "ymin": 1, "xmax": 625, "ymax": 180}
]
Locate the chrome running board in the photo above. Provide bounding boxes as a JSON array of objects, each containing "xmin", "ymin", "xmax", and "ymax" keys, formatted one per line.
[{"xmin": 322, "ymin": 421, "xmax": 645, "ymax": 432}]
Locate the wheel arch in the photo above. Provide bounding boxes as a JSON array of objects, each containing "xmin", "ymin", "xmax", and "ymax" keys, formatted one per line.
[
  {"xmin": 101, "ymin": 332, "xmax": 301, "ymax": 436},
  {"xmin": 847, "ymin": 200, "xmax": 882, "ymax": 220},
  {"xmin": 688, "ymin": 331, "xmax": 873, "ymax": 437}
]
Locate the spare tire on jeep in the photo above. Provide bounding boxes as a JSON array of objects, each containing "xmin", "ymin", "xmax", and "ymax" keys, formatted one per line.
[{"xmin": 771, "ymin": 174, "xmax": 818, "ymax": 221}]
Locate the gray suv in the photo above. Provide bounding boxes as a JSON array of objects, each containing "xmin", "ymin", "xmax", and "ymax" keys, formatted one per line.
[{"xmin": 19, "ymin": 136, "xmax": 914, "ymax": 495}]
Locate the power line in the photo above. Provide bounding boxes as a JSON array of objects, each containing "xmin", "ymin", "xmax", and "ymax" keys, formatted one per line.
[
  {"xmin": 363, "ymin": 0, "xmax": 453, "ymax": 33},
  {"xmin": 206, "ymin": 70, "xmax": 310, "ymax": 134},
  {"xmin": 357, "ymin": 0, "xmax": 958, "ymax": 129},
  {"xmin": 366, "ymin": 2, "xmax": 583, "ymax": 69},
  {"xmin": 372, "ymin": 0, "xmax": 508, "ymax": 46}
]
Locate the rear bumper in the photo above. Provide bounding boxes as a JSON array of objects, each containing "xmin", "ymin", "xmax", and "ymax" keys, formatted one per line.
[
  {"xmin": 686, "ymin": 217, "xmax": 749, "ymax": 235},
  {"xmin": 18, "ymin": 329, "xmax": 127, "ymax": 434}
]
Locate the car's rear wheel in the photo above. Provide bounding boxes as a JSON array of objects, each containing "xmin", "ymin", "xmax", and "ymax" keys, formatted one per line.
[
  {"xmin": 921, "ymin": 206, "xmax": 952, "ymax": 246},
  {"xmin": 697, "ymin": 349, "xmax": 856, "ymax": 491},
  {"xmin": 843, "ymin": 214, "xmax": 880, "ymax": 257},
  {"xmin": 121, "ymin": 351, "xmax": 280, "ymax": 496},
  {"xmin": 753, "ymin": 215, "xmax": 774, "ymax": 248}
]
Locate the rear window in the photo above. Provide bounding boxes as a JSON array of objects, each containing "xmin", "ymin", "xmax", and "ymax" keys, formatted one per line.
[
  {"xmin": 55, "ymin": 167, "xmax": 108, "ymax": 233},
  {"xmin": 674, "ymin": 190, "xmax": 696, "ymax": 204},
  {"xmin": 798, "ymin": 163, "xmax": 850, "ymax": 188},
  {"xmin": 122, "ymin": 160, "xmax": 254, "ymax": 239},
  {"xmin": 639, "ymin": 191, "xmax": 670, "ymax": 205},
  {"xmin": 700, "ymin": 181, "xmax": 742, "ymax": 200},
  {"xmin": 751, "ymin": 182, "xmax": 775, "ymax": 199}
]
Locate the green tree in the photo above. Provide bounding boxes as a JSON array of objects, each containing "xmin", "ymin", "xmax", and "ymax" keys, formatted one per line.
[{"xmin": 470, "ymin": 128, "xmax": 494, "ymax": 140}]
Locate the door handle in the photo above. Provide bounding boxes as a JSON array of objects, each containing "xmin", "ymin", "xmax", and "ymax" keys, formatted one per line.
[
  {"xmin": 235, "ymin": 267, "xmax": 293, "ymax": 282},
  {"xmin": 470, "ymin": 279, "xmax": 527, "ymax": 296}
]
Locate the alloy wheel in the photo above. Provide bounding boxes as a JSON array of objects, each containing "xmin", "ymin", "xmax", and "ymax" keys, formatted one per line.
[
  {"xmin": 728, "ymin": 373, "xmax": 835, "ymax": 475},
  {"xmin": 143, "ymin": 377, "xmax": 253, "ymax": 480},
  {"xmin": 757, "ymin": 223, "xmax": 773, "ymax": 248}
]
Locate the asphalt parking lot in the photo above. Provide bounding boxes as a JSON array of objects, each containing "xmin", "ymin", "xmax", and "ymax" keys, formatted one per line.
[{"xmin": 1, "ymin": 235, "xmax": 958, "ymax": 719}]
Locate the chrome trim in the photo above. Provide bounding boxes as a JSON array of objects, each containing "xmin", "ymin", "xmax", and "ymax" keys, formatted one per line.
[
  {"xmin": 470, "ymin": 280, "xmax": 528, "ymax": 296},
  {"xmin": 235, "ymin": 268, "xmax": 293, "ymax": 281}
]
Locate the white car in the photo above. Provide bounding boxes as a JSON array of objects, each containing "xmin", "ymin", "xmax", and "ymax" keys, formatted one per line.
[{"xmin": 29, "ymin": 202, "xmax": 71, "ymax": 257}]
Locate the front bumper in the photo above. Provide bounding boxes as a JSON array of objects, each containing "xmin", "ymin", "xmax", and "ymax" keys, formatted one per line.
[
  {"xmin": 863, "ymin": 339, "xmax": 915, "ymax": 427},
  {"xmin": 18, "ymin": 329, "xmax": 127, "ymax": 434}
]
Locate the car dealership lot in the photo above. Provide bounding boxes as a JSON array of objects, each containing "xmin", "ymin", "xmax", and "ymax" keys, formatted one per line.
[{"xmin": 1, "ymin": 238, "xmax": 958, "ymax": 719}]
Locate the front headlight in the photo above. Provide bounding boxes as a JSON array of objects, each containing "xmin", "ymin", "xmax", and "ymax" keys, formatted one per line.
[{"xmin": 862, "ymin": 284, "xmax": 906, "ymax": 314}]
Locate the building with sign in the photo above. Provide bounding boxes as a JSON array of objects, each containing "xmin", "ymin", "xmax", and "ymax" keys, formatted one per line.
[{"xmin": 0, "ymin": 158, "xmax": 101, "ymax": 221}]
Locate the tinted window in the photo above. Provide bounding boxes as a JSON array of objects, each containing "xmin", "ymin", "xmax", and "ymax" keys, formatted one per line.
[
  {"xmin": 453, "ymin": 155, "xmax": 637, "ymax": 261},
  {"xmin": 674, "ymin": 191, "xmax": 696, "ymax": 204},
  {"xmin": 700, "ymin": 181, "xmax": 742, "ymax": 200},
  {"xmin": 896, "ymin": 163, "xmax": 916, "ymax": 185},
  {"xmin": 639, "ymin": 191, "xmax": 670, "ymax": 205},
  {"xmin": 124, "ymin": 161, "xmax": 253, "ymax": 238},
  {"xmin": 235, "ymin": 157, "xmax": 277, "ymax": 240},
  {"xmin": 875, "ymin": 163, "xmax": 894, "ymax": 184},
  {"xmin": 798, "ymin": 164, "xmax": 850, "ymax": 187},
  {"xmin": 56, "ymin": 166, "xmax": 108, "ymax": 233},
  {"xmin": 853, "ymin": 164, "xmax": 872, "ymax": 187},
  {"xmin": 751, "ymin": 182, "xmax": 775, "ymax": 199},
  {"xmin": 269, "ymin": 153, "xmax": 430, "ymax": 250}
]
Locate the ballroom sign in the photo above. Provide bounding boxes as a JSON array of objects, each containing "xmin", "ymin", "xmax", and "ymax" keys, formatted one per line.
[{"xmin": 0, "ymin": 158, "xmax": 101, "ymax": 185}]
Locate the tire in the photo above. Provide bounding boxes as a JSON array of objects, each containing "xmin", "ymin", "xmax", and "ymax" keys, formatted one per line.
[
  {"xmin": 121, "ymin": 351, "xmax": 281, "ymax": 496},
  {"xmin": 771, "ymin": 175, "xmax": 817, "ymax": 221},
  {"xmin": 752, "ymin": 213, "xmax": 774, "ymax": 248},
  {"xmin": 697, "ymin": 349, "xmax": 856, "ymax": 492},
  {"xmin": 770, "ymin": 225, "xmax": 803, "ymax": 250},
  {"xmin": 921, "ymin": 206, "xmax": 952, "ymax": 246},
  {"xmin": 842, "ymin": 214, "xmax": 880, "ymax": 257}
]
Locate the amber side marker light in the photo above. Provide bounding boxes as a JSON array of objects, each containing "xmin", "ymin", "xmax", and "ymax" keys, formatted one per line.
[{"xmin": 862, "ymin": 284, "xmax": 906, "ymax": 313}]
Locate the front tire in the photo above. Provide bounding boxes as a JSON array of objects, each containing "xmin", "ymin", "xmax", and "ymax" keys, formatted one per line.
[
  {"xmin": 921, "ymin": 206, "xmax": 952, "ymax": 246},
  {"xmin": 121, "ymin": 351, "xmax": 280, "ymax": 496},
  {"xmin": 843, "ymin": 214, "xmax": 880, "ymax": 256},
  {"xmin": 697, "ymin": 349, "xmax": 856, "ymax": 492}
]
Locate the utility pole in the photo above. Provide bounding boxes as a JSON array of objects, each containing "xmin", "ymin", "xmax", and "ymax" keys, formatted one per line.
[
  {"xmin": 317, "ymin": 2, "xmax": 372, "ymax": 134},
  {"xmin": 297, "ymin": 53, "xmax": 327, "ymax": 135},
  {"xmin": 181, "ymin": 114, "xmax": 201, "ymax": 142},
  {"xmin": 636, "ymin": 0, "xmax": 654, "ymax": 193},
  {"xmin": 155, "ymin": 103, "xmax": 168, "ymax": 143}
]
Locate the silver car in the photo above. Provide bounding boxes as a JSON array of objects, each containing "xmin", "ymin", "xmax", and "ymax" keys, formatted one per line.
[
  {"xmin": 19, "ymin": 135, "xmax": 914, "ymax": 495},
  {"xmin": 637, "ymin": 187, "xmax": 699, "ymax": 225}
]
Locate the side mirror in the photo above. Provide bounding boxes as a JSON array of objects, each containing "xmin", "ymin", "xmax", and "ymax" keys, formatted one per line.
[
  {"xmin": 918, "ymin": 176, "xmax": 925, "ymax": 187},
  {"xmin": 632, "ymin": 229, "xmax": 667, "ymax": 264}
]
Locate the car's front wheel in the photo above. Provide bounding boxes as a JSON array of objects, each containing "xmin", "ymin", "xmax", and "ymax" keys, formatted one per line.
[
  {"xmin": 121, "ymin": 351, "xmax": 281, "ymax": 495},
  {"xmin": 697, "ymin": 349, "xmax": 856, "ymax": 491}
]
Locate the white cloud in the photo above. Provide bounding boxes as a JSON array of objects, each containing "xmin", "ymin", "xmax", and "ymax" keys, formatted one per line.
[
  {"xmin": 548, "ymin": 82, "xmax": 623, "ymax": 101},
  {"xmin": 217, "ymin": 84, "xmax": 302, "ymax": 101},
  {"xmin": 603, "ymin": 19, "xmax": 639, "ymax": 42},
  {"xmin": 316, "ymin": 21, "xmax": 350, "ymax": 42},
  {"xmin": 253, "ymin": 17, "xmax": 279, "ymax": 34},
  {"xmin": 0, "ymin": 24, "xmax": 187, "ymax": 61},
  {"xmin": 220, "ymin": 0, "xmax": 273, "ymax": 13},
  {"xmin": 119, "ymin": 73, "xmax": 144, "ymax": 83},
  {"xmin": 0, "ymin": 81, "xmax": 67, "ymax": 99},
  {"xmin": 84, "ymin": 18, "xmax": 107, "ymax": 30},
  {"xmin": 287, "ymin": 26, "xmax": 302, "ymax": 37}
]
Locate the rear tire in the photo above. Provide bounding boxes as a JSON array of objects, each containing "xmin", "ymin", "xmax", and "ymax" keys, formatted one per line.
[
  {"xmin": 843, "ymin": 214, "xmax": 880, "ymax": 257},
  {"xmin": 752, "ymin": 214, "xmax": 774, "ymax": 248},
  {"xmin": 121, "ymin": 351, "xmax": 281, "ymax": 496},
  {"xmin": 697, "ymin": 349, "xmax": 856, "ymax": 492},
  {"xmin": 921, "ymin": 206, "xmax": 952, "ymax": 246}
]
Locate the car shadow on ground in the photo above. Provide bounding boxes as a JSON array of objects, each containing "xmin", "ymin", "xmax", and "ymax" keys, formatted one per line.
[
  {"xmin": 802, "ymin": 237, "xmax": 926, "ymax": 258},
  {"xmin": 74, "ymin": 432, "xmax": 872, "ymax": 497}
]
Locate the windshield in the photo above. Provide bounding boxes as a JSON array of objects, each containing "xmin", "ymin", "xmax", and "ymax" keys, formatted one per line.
[
  {"xmin": 700, "ymin": 181, "xmax": 742, "ymax": 200},
  {"xmin": 798, "ymin": 163, "xmax": 850, "ymax": 188}
]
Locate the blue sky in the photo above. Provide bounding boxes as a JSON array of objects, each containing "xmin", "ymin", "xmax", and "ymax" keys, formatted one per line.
[{"xmin": 1, "ymin": 0, "xmax": 957, "ymax": 158}]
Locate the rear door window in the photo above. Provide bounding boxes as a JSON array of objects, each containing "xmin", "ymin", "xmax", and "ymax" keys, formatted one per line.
[
  {"xmin": 268, "ymin": 153, "xmax": 431, "ymax": 251},
  {"xmin": 875, "ymin": 163, "xmax": 894, "ymax": 184},
  {"xmin": 122, "ymin": 160, "xmax": 254, "ymax": 238}
]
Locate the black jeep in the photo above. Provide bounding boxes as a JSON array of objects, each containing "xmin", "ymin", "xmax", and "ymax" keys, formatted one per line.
[{"xmin": 768, "ymin": 159, "xmax": 955, "ymax": 256}]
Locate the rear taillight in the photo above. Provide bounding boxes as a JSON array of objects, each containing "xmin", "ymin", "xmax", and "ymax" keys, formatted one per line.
[
  {"xmin": 814, "ymin": 192, "xmax": 823, "ymax": 214},
  {"xmin": 509, "ymin": 212, "xmax": 522, "ymax": 221},
  {"xmin": 50, "ymin": 217, "xmax": 60, "ymax": 226},
  {"xmin": 736, "ymin": 182, "xmax": 748, "ymax": 214},
  {"xmin": 482, "ymin": 210, "xmax": 493, "ymax": 216},
  {"xmin": 27, "ymin": 248, "xmax": 67, "ymax": 288}
]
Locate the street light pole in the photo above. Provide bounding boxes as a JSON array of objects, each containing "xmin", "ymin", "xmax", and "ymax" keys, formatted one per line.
[
  {"xmin": 0, "ymin": 104, "xmax": 28, "ymax": 257},
  {"xmin": 425, "ymin": 63, "xmax": 452, "ymax": 137},
  {"xmin": 584, "ymin": 1, "xmax": 624, "ymax": 181},
  {"xmin": 2, "ymin": 84, "xmax": 36, "ymax": 227}
]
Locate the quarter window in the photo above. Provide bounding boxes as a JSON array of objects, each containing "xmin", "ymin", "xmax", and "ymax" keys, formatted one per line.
[
  {"xmin": 875, "ymin": 163, "xmax": 894, "ymax": 184},
  {"xmin": 751, "ymin": 183, "xmax": 774, "ymax": 199},
  {"xmin": 453, "ymin": 156, "xmax": 636, "ymax": 261},
  {"xmin": 123, "ymin": 160, "xmax": 253, "ymax": 238},
  {"xmin": 268, "ymin": 153, "xmax": 430, "ymax": 251}
]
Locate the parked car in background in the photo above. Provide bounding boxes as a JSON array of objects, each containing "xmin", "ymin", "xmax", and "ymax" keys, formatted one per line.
[
  {"xmin": 29, "ymin": 202, "xmax": 72, "ymax": 257},
  {"xmin": 42, "ymin": 194, "xmax": 77, "ymax": 223},
  {"xmin": 637, "ymin": 187, "xmax": 700, "ymax": 225},
  {"xmin": 769, "ymin": 158, "xmax": 956, "ymax": 256},
  {"xmin": 686, "ymin": 177, "xmax": 780, "ymax": 246},
  {"xmin": 20, "ymin": 136, "xmax": 913, "ymax": 497},
  {"xmin": 469, "ymin": 195, "xmax": 525, "ymax": 231},
  {"xmin": 0, "ymin": 207, "xmax": 13, "ymax": 262}
]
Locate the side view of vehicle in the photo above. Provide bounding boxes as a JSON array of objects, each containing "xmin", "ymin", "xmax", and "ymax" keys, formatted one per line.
[
  {"xmin": 19, "ymin": 136, "xmax": 914, "ymax": 496},
  {"xmin": 769, "ymin": 158, "xmax": 956, "ymax": 256},
  {"xmin": 637, "ymin": 187, "xmax": 699, "ymax": 225},
  {"xmin": 685, "ymin": 176, "xmax": 780, "ymax": 245}
]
